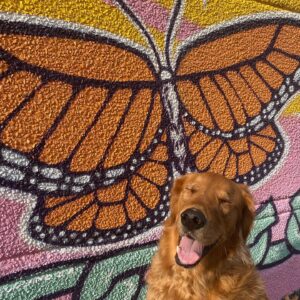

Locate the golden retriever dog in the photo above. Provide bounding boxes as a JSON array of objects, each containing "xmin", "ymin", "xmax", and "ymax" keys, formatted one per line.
[{"xmin": 146, "ymin": 172, "xmax": 268, "ymax": 300}]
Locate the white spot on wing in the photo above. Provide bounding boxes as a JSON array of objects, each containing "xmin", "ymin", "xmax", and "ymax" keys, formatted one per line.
[
  {"xmin": 160, "ymin": 70, "xmax": 172, "ymax": 80},
  {"xmin": 1, "ymin": 149, "xmax": 29, "ymax": 167},
  {"xmin": 41, "ymin": 167, "xmax": 62, "ymax": 179},
  {"xmin": 293, "ymin": 68, "xmax": 300, "ymax": 82},
  {"xmin": 278, "ymin": 85, "xmax": 286, "ymax": 96},
  {"xmin": 73, "ymin": 175, "xmax": 90, "ymax": 184},
  {"xmin": 106, "ymin": 168, "xmax": 125, "ymax": 178},
  {"xmin": 71, "ymin": 186, "xmax": 84, "ymax": 192},
  {"xmin": 0, "ymin": 166, "xmax": 25, "ymax": 181},
  {"xmin": 38, "ymin": 182, "xmax": 58, "ymax": 192}
]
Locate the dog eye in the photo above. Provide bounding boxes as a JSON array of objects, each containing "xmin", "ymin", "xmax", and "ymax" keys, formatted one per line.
[
  {"xmin": 218, "ymin": 197, "xmax": 231, "ymax": 213},
  {"xmin": 185, "ymin": 186, "xmax": 196, "ymax": 193},
  {"xmin": 218, "ymin": 197, "xmax": 231, "ymax": 205},
  {"xmin": 218, "ymin": 197, "xmax": 231, "ymax": 204}
]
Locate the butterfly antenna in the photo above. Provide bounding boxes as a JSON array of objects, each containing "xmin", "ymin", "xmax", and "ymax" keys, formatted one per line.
[
  {"xmin": 165, "ymin": 0, "xmax": 185, "ymax": 69},
  {"xmin": 114, "ymin": 0, "xmax": 162, "ymax": 69}
]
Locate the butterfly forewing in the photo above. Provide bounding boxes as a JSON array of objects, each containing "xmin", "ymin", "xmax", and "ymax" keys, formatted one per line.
[
  {"xmin": 175, "ymin": 21, "xmax": 300, "ymax": 138},
  {"xmin": 0, "ymin": 29, "xmax": 155, "ymax": 82},
  {"xmin": 0, "ymin": 19, "xmax": 172, "ymax": 246},
  {"xmin": 174, "ymin": 17, "xmax": 300, "ymax": 184},
  {"xmin": 0, "ymin": 21, "xmax": 164, "ymax": 195}
]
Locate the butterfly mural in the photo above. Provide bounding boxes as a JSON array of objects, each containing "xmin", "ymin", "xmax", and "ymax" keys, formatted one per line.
[{"xmin": 0, "ymin": 0, "xmax": 299, "ymax": 248}]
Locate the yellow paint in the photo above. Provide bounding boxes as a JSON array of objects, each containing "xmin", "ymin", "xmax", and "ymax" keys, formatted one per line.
[
  {"xmin": 148, "ymin": 26, "xmax": 167, "ymax": 53},
  {"xmin": 282, "ymin": 94, "xmax": 300, "ymax": 116},
  {"xmin": 0, "ymin": 0, "xmax": 170, "ymax": 54},
  {"xmin": 156, "ymin": 0, "xmax": 300, "ymax": 27},
  {"xmin": 0, "ymin": 0, "xmax": 147, "ymax": 46},
  {"xmin": 2, "ymin": 0, "xmax": 300, "ymax": 51}
]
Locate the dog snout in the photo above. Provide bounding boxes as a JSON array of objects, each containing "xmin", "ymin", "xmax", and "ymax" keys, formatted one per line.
[{"xmin": 181, "ymin": 208, "xmax": 206, "ymax": 231}]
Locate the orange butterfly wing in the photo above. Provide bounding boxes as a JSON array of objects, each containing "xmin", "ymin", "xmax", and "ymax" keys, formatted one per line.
[
  {"xmin": 0, "ymin": 20, "xmax": 171, "ymax": 245},
  {"xmin": 183, "ymin": 120, "xmax": 283, "ymax": 183},
  {"xmin": 175, "ymin": 19, "xmax": 300, "ymax": 183},
  {"xmin": 0, "ymin": 25, "xmax": 159, "ymax": 170},
  {"xmin": 30, "ymin": 136, "xmax": 170, "ymax": 246},
  {"xmin": 0, "ymin": 21, "xmax": 163, "ymax": 182}
]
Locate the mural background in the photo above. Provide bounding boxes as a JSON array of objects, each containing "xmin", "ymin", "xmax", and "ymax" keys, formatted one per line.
[{"xmin": 0, "ymin": 0, "xmax": 299, "ymax": 299}]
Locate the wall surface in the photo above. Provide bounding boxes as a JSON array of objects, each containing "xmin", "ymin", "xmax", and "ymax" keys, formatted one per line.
[{"xmin": 0, "ymin": 0, "xmax": 299, "ymax": 299}]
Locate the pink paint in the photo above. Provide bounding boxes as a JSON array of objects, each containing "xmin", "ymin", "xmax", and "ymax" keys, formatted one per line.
[
  {"xmin": 0, "ymin": 199, "xmax": 39, "ymax": 261},
  {"xmin": 253, "ymin": 197, "xmax": 292, "ymax": 242},
  {"xmin": 103, "ymin": 0, "xmax": 201, "ymax": 40},
  {"xmin": 261, "ymin": 254, "xmax": 300, "ymax": 300},
  {"xmin": 253, "ymin": 116, "xmax": 300, "ymax": 203},
  {"xmin": 271, "ymin": 210, "xmax": 291, "ymax": 242},
  {"xmin": 0, "ymin": 195, "xmax": 160, "ymax": 277},
  {"xmin": 254, "ymin": 196, "xmax": 291, "ymax": 242},
  {"xmin": 0, "ymin": 231, "xmax": 160, "ymax": 277},
  {"xmin": 252, "ymin": 116, "xmax": 300, "ymax": 241},
  {"xmin": 271, "ymin": 198, "xmax": 292, "ymax": 241},
  {"xmin": 0, "ymin": 248, "xmax": 89, "ymax": 277},
  {"xmin": 0, "ymin": 225, "xmax": 160, "ymax": 277},
  {"xmin": 260, "ymin": 197, "xmax": 291, "ymax": 242}
]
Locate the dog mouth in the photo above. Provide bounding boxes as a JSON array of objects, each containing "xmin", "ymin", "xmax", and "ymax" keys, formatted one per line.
[{"xmin": 175, "ymin": 234, "xmax": 215, "ymax": 268}]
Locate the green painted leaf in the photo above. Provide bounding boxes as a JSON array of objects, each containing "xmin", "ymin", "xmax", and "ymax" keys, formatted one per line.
[
  {"xmin": 106, "ymin": 275, "xmax": 140, "ymax": 300},
  {"xmin": 287, "ymin": 193, "xmax": 300, "ymax": 251},
  {"xmin": 287, "ymin": 215, "xmax": 300, "ymax": 251},
  {"xmin": 80, "ymin": 244, "xmax": 157, "ymax": 300},
  {"xmin": 247, "ymin": 202, "xmax": 276, "ymax": 245},
  {"xmin": 137, "ymin": 285, "xmax": 147, "ymax": 300},
  {"xmin": 0, "ymin": 263, "xmax": 85, "ymax": 300},
  {"xmin": 291, "ymin": 195, "xmax": 300, "ymax": 211},
  {"xmin": 262, "ymin": 241, "xmax": 290, "ymax": 265},
  {"xmin": 249, "ymin": 232, "xmax": 268, "ymax": 265}
]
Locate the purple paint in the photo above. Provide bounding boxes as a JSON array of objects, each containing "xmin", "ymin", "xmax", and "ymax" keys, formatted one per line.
[{"xmin": 261, "ymin": 254, "xmax": 300, "ymax": 300}]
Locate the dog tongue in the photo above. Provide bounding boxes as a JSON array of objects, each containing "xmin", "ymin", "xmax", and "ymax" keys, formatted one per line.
[{"xmin": 177, "ymin": 235, "xmax": 203, "ymax": 266}]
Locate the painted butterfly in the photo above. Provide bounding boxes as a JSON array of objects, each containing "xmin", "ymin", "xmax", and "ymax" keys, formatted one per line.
[{"xmin": 0, "ymin": 0, "xmax": 299, "ymax": 247}]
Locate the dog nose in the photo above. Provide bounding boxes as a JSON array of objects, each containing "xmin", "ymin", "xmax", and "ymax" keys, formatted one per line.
[{"xmin": 181, "ymin": 208, "xmax": 206, "ymax": 230}]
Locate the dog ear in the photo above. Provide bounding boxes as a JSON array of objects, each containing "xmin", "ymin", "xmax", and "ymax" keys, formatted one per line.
[{"xmin": 239, "ymin": 184, "xmax": 255, "ymax": 241}]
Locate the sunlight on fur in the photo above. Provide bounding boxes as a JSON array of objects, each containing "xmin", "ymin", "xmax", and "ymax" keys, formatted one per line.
[{"xmin": 146, "ymin": 172, "xmax": 268, "ymax": 300}]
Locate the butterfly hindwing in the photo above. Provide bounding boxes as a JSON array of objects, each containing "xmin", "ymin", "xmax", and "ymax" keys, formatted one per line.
[
  {"xmin": 183, "ymin": 118, "xmax": 284, "ymax": 185},
  {"xmin": 29, "ymin": 135, "xmax": 171, "ymax": 246}
]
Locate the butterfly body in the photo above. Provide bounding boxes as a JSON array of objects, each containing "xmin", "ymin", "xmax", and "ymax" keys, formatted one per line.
[{"xmin": 160, "ymin": 78, "xmax": 188, "ymax": 174}]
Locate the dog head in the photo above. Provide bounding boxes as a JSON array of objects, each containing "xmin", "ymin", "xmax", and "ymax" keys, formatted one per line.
[{"xmin": 167, "ymin": 172, "xmax": 255, "ymax": 268}]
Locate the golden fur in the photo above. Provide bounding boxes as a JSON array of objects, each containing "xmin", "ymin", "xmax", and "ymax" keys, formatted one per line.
[{"xmin": 146, "ymin": 172, "xmax": 268, "ymax": 300}]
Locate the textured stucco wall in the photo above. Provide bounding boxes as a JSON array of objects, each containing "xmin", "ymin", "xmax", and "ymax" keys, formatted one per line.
[{"xmin": 0, "ymin": 0, "xmax": 299, "ymax": 299}]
